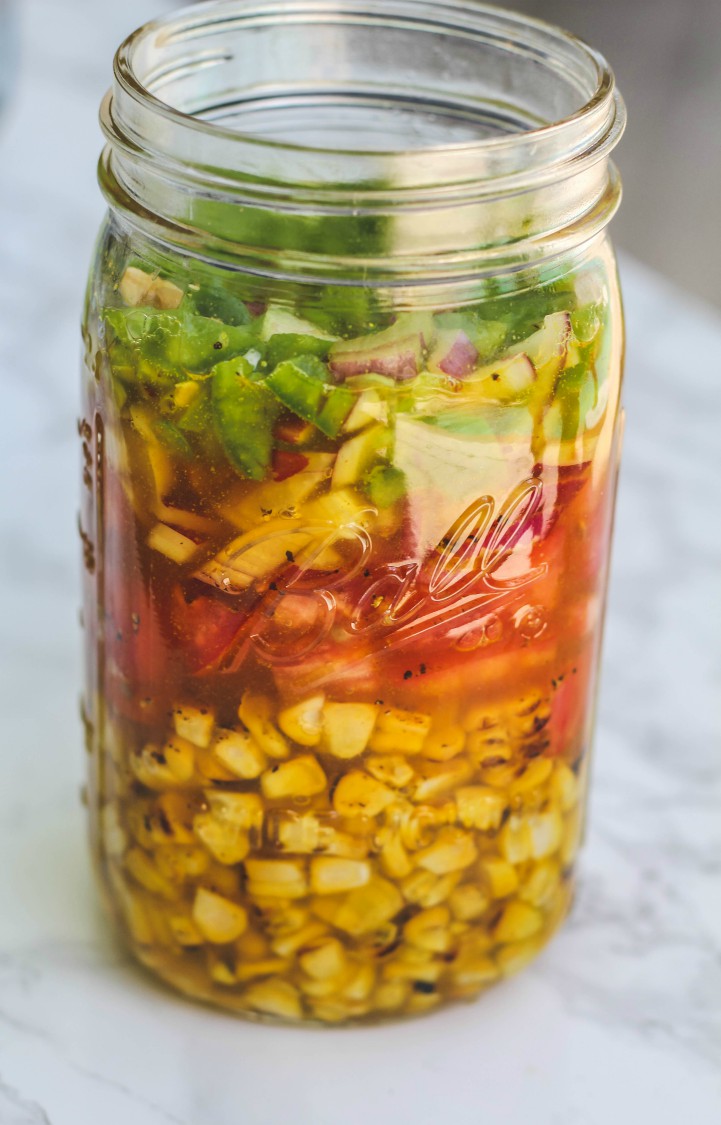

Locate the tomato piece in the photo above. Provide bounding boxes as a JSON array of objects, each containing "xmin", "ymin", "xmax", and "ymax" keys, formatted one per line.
[
  {"xmin": 103, "ymin": 473, "xmax": 168, "ymax": 685},
  {"xmin": 169, "ymin": 582, "xmax": 250, "ymax": 673},
  {"xmin": 272, "ymin": 449, "xmax": 310, "ymax": 481}
]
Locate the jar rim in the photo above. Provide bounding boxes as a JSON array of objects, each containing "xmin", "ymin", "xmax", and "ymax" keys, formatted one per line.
[
  {"xmin": 100, "ymin": 0, "xmax": 625, "ymax": 281},
  {"xmin": 106, "ymin": 0, "xmax": 625, "ymax": 201}
]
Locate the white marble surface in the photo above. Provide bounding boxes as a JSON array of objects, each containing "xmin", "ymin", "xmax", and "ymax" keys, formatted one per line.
[{"xmin": 1, "ymin": 2, "xmax": 720, "ymax": 1123}]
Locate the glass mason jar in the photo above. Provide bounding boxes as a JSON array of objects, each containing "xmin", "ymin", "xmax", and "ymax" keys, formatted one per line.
[{"xmin": 80, "ymin": 0, "xmax": 625, "ymax": 1025}]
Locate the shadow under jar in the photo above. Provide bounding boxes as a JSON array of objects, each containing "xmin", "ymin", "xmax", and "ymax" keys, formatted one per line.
[{"xmin": 80, "ymin": 0, "xmax": 626, "ymax": 1025}]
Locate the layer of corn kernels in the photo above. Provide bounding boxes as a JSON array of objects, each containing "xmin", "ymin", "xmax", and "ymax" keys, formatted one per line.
[{"xmin": 97, "ymin": 691, "xmax": 583, "ymax": 1023}]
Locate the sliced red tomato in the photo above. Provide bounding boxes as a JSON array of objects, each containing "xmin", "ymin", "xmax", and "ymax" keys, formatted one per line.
[
  {"xmin": 169, "ymin": 582, "xmax": 251, "ymax": 674},
  {"xmin": 102, "ymin": 471, "xmax": 171, "ymax": 722},
  {"xmin": 272, "ymin": 449, "xmax": 310, "ymax": 481}
]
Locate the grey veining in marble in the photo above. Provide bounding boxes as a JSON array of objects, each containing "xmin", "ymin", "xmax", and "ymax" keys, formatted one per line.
[{"xmin": 0, "ymin": 3, "xmax": 720, "ymax": 1124}]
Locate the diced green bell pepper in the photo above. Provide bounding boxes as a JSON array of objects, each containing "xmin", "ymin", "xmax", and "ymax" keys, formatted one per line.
[
  {"xmin": 363, "ymin": 464, "xmax": 406, "ymax": 508},
  {"xmin": 211, "ymin": 357, "xmax": 280, "ymax": 480},
  {"xmin": 104, "ymin": 308, "xmax": 257, "ymax": 375},
  {"xmin": 265, "ymin": 355, "xmax": 353, "ymax": 437},
  {"xmin": 190, "ymin": 286, "xmax": 251, "ymax": 327},
  {"xmin": 264, "ymin": 333, "xmax": 334, "ymax": 370}
]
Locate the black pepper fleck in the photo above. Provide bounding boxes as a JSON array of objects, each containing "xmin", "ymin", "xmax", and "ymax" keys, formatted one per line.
[
  {"xmin": 403, "ymin": 670, "xmax": 413, "ymax": 680},
  {"xmin": 413, "ymin": 981, "xmax": 436, "ymax": 994}
]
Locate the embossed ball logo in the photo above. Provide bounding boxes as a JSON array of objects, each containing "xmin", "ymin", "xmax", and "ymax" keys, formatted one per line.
[{"xmin": 204, "ymin": 477, "xmax": 549, "ymax": 669}]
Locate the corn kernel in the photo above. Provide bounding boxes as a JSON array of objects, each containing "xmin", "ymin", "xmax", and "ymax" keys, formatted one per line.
[
  {"xmin": 166, "ymin": 909, "xmax": 204, "ymax": 947},
  {"xmin": 456, "ymin": 786, "xmax": 507, "ymax": 831},
  {"xmin": 270, "ymin": 922, "xmax": 328, "ymax": 958},
  {"xmin": 406, "ymin": 989, "xmax": 441, "ymax": 1014},
  {"xmin": 205, "ymin": 791, "xmax": 264, "ymax": 834},
  {"xmin": 322, "ymin": 701, "xmax": 379, "ymax": 758},
  {"xmin": 154, "ymin": 844, "xmax": 210, "ymax": 882},
  {"xmin": 493, "ymin": 901, "xmax": 543, "ymax": 943},
  {"xmin": 449, "ymin": 884, "xmax": 490, "ymax": 921},
  {"xmin": 243, "ymin": 979, "xmax": 302, "ymax": 1020},
  {"xmin": 451, "ymin": 956, "xmax": 499, "ymax": 991},
  {"xmin": 512, "ymin": 696, "xmax": 551, "ymax": 738},
  {"xmin": 420, "ymin": 725, "xmax": 466, "ymax": 762},
  {"xmin": 299, "ymin": 938, "xmax": 348, "ymax": 980},
  {"xmin": 192, "ymin": 887, "xmax": 248, "ymax": 944},
  {"xmin": 308, "ymin": 999, "xmax": 354, "ymax": 1022},
  {"xmin": 405, "ymin": 906, "xmax": 452, "ymax": 953},
  {"xmin": 154, "ymin": 792, "xmax": 197, "ymax": 843},
  {"xmin": 401, "ymin": 869, "xmax": 461, "ymax": 908},
  {"xmin": 298, "ymin": 975, "xmax": 345, "ymax": 999},
  {"xmin": 271, "ymin": 811, "xmax": 369, "ymax": 860},
  {"xmin": 366, "ymin": 755, "xmax": 415, "ymax": 788},
  {"xmin": 131, "ymin": 740, "xmax": 195, "ymax": 790},
  {"xmin": 527, "ymin": 809, "xmax": 563, "ymax": 859},
  {"xmin": 396, "ymin": 802, "xmax": 454, "ymax": 850},
  {"xmin": 379, "ymin": 831, "xmax": 413, "ymax": 879},
  {"xmin": 259, "ymin": 904, "xmax": 308, "ymax": 936},
  {"xmin": 479, "ymin": 857, "xmax": 519, "ymax": 898},
  {"xmin": 212, "ymin": 727, "xmax": 267, "ymax": 779},
  {"xmin": 333, "ymin": 877, "xmax": 403, "ymax": 936},
  {"xmin": 278, "ymin": 694, "xmax": 325, "ymax": 747},
  {"xmin": 238, "ymin": 693, "xmax": 289, "ymax": 759},
  {"xmin": 124, "ymin": 847, "xmax": 179, "ymax": 901},
  {"xmin": 342, "ymin": 962, "xmax": 375, "ymax": 1002},
  {"xmin": 373, "ymin": 980, "xmax": 409, "ymax": 1011},
  {"xmin": 200, "ymin": 862, "xmax": 241, "ymax": 899},
  {"xmin": 332, "ymin": 770, "xmax": 395, "ymax": 818},
  {"xmin": 309, "ymin": 896, "xmax": 344, "ymax": 925},
  {"xmin": 466, "ymin": 727, "xmax": 513, "ymax": 763},
  {"xmin": 519, "ymin": 859, "xmax": 561, "ymax": 908},
  {"xmin": 508, "ymin": 758, "xmax": 553, "ymax": 797},
  {"xmin": 194, "ymin": 747, "xmax": 237, "ymax": 783},
  {"xmin": 496, "ymin": 938, "xmax": 543, "ymax": 976},
  {"xmin": 383, "ymin": 960, "xmax": 444, "ymax": 984},
  {"xmin": 193, "ymin": 813, "xmax": 250, "ymax": 865},
  {"xmin": 311, "ymin": 857, "xmax": 371, "ymax": 895},
  {"xmin": 261, "ymin": 755, "xmax": 327, "ymax": 800},
  {"xmin": 416, "ymin": 829, "xmax": 478, "ymax": 875},
  {"xmin": 561, "ymin": 807, "xmax": 583, "ymax": 867},
  {"xmin": 245, "ymin": 858, "xmax": 308, "ymax": 900},
  {"xmin": 235, "ymin": 958, "xmax": 290, "ymax": 982},
  {"xmin": 480, "ymin": 762, "xmax": 518, "ymax": 788},
  {"xmin": 550, "ymin": 762, "xmax": 580, "ymax": 811},
  {"xmin": 207, "ymin": 954, "xmax": 237, "ymax": 986},
  {"xmin": 413, "ymin": 759, "xmax": 473, "ymax": 803},
  {"xmin": 499, "ymin": 814, "xmax": 534, "ymax": 864},
  {"xmin": 236, "ymin": 929, "xmax": 270, "ymax": 960},
  {"xmin": 110, "ymin": 870, "xmax": 154, "ymax": 945},
  {"xmin": 101, "ymin": 803, "xmax": 127, "ymax": 858},
  {"xmin": 370, "ymin": 707, "xmax": 432, "ymax": 754},
  {"xmin": 172, "ymin": 703, "xmax": 215, "ymax": 749}
]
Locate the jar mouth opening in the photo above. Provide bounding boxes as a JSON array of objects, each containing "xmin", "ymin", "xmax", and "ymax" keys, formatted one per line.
[{"xmin": 106, "ymin": 0, "xmax": 625, "ymax": 201}]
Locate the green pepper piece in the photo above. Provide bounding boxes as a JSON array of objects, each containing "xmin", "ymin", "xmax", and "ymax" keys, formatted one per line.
[
  {"xmin": 264, "ymin": 333, "xmax": 333, "ymax": 370},
  {"xmin": 177, "ymin": 381, "xmax": 213, "ymax": 435},
  {"xmin": 265, "ymin": 355, "xmax": 327, "ymax": 421},
  {"xmin": 265, "ymin": 354, "xmax": 354, "ymax": 437},
  {"xmin": 151, "ymin": 416, "xmax": 193, "ymax": 458},
  {"xmin": 211, "ymin": 357, "xmax": 279, "ymax": 480},
  {"xmin": 316, "ymin": 385, "xmax": 355, "ymax": 438},
  {"xmin": 191, "ymin": 286, "xmax": 251, "ymax": 327},
  {"xmin": 104, "ymin": 308, "xmax": 257, "ymax": 374},
  {"xmin": 363, "ymin": 465, "xmax": 406, "ymax": 508},
  {"xmin": 555, "ymin": 362, "xmax": 598, "ymax": 442}
]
